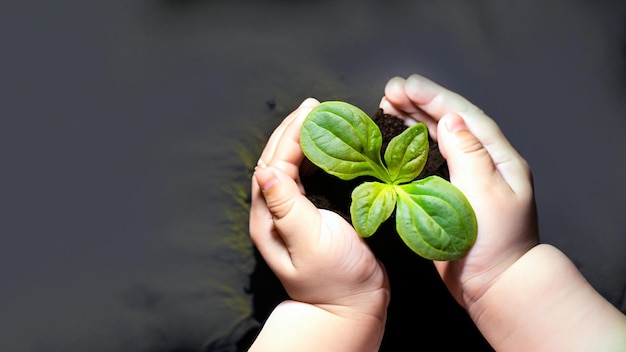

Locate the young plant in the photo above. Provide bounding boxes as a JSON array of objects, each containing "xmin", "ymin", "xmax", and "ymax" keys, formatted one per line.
[{"xmin": 299, "ymin": 101, "xmax": 477, "ymax": 261}]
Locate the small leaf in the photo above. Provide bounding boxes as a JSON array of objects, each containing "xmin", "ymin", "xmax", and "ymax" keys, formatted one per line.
[
  {"xmin": 300, "ymin": 102, "xmax": 390, "ymax": 182},
  {"xmin": 384, "ymin": 123, "xmax": 429, "ymax": 184},
  {"xmin": 394, "ymin": 176, "xmax": 477, "ymax": 261},
  {"xmin": 350, "ymin": 182, "xmax": 396, "ymax": 237}
]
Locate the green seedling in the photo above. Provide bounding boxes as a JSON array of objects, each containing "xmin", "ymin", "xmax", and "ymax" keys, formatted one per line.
[{"xmin": 300, "ymin": 101, "xmax": 477, "ymax": 261}]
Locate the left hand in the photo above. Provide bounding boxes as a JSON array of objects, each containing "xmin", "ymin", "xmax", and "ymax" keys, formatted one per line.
[{"xmin": 379, "ymin": 74, "xmax": 539, "ymax": 308}]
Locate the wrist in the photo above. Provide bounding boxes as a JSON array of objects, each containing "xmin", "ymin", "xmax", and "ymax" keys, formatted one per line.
[
  {"xmin": 251, "ymin": 293, "xmax": 389, "ymax": 352},
  {"xmin": 315, "ymin": 285, "xmax": 390, "ymax": 325},
  {"xmin": 250, "ymin": 279, "xmax": 390, "ymax": 352},
  {"xmin": 466, "ymin": 244, "xmax": 626, "ymax": 351}
]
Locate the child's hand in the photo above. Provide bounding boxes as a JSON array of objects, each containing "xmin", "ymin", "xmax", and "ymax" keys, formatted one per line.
[
  {"xmin": 249, "ymin": 98, "xmax": 389, "ymax": 320},
  {"xmin": 249, "ymin": 98, "xmax": 389, "ymax": 350},
  {"xmin": 249, "ymin": 77, "xmax": 626, "ymax": 351},
  {"xmin": 380, "ymin": 74, "xmax": 539, "ymax": 309}
]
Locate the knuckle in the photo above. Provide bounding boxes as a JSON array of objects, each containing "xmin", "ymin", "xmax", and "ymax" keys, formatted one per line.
[
  {"xmin": 457, "ymin": 131, "xmax": 486, "ymax": 154},
  {"xmin": 266, "ymin": 195, "xmax": 296, "ymax": 220}
]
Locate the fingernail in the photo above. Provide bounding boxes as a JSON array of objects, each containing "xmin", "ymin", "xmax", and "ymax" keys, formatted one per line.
[
  {"xmin": 255, "ymin": 167, "xmax": 278, "ymax": 192},
  {"xmin": 255, "ymin": 158, "xmax": 267, "ymax": 171},
  {"xmin": 300, "ymin": 97, "xmax": 319, "ymax": 108},
  {"xmin": 444, "ymin": 114, "xmax": 467, "ymax": 133},
  {"xmin": 406, "ymin": 74, "xmax": 437, "ymax": 99}
]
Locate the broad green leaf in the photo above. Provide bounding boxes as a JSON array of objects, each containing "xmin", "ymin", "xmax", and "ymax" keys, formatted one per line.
[
  {"xmin": 384, "ymin": 123, "xmax": 429, "ymax": 184},
  {"xmin": 300, "ymin": 101, "xmax": 390, "ymax": 182},
  {"xmin": 394, "ymin": 176, "xmax": 477, "ymax": 261},
  {"xmin": 350, "ymin": 182, "xmax": 396, "ymax": 237},
  {"xmin": 299, "ymin": 100, "xmax": 478, "ymax": 261}
]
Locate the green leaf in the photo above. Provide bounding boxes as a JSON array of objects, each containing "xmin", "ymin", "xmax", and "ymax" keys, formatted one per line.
[
  {"xmin": 300, "ymin": 101, "xmax": 390, "ymax": 182},
  {"xmin": 299, "ymin": 100, "xmax": 478, "ymax": 261},
  {"xmin": 350, "ymin": 182, "xmax": 396, "ymax": 237},
  {"xmin": 384, "ymin": 123, "xmax": 429, "ymax": 184},
  {"xmin": 394, "ymin": 176, "xmax": 477, "ymax": 261}
]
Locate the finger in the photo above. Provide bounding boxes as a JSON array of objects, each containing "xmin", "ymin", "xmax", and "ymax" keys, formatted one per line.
[
  {"xmin": 378, "ymin": 96, "xmax": 409, "ymax": 120},
  {"xmin": 402, "ymin": 74, "xmax": 481, "ymax": 120},
  {"xmin": 390, "ymin": 74, "xmax": 531, "ymax": 192},
  {"xmin": 259, "ymin": 104, "xmax": 300, "ymax": 165},
  {"xmin": 437, "ymin": 113, "xmax": 532, "ymax": 197},
  {"xmin": 252, "ymin": 166, "xmax": 322, "ymax": 265},
  {"xmin": 383, "ymin": 76, "xmax": 420, "ymax": 114},
  {"xmin": 378, "ymin": 97, "xmax": 425, "ymax": 127},
  {"xmin": 383, "ymin": 78, "xmax": 439, "ymax": 137},
  {"xmin": 267, "ymin": 98, "xmax": 319, "ymax": 181},
  {"xmin": 398, "ymin": 74, "xmax": 504, "ymax": 146},
  {"xmin": 384, "ymin": 74, "xmax": 484, "ymax": 141},
  {"xmin": 260, "ymin": 98, "xmax": 319, "ymax": 173},
  {"xmin": 249, "ymin": 173, "xmax": 294, "ymax": 272}
]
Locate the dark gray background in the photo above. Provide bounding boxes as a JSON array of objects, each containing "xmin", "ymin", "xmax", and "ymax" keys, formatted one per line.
[{"xmin": 1, "ymin": 0, "xmax": 625, "ymax": 351}]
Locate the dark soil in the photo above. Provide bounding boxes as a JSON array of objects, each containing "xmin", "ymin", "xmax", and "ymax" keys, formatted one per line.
[{"xmin": 237, "ymin": 109, "xmax": 494, "ymax": 351}]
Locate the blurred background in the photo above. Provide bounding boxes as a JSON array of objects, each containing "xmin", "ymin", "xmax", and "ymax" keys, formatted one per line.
[{"xmin": 1, "ymin": 0, "xmax": 624, "ymax": 351}]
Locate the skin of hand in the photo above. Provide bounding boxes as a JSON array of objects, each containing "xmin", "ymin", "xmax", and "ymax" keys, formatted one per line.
[
  {"xmin": 381, "ymin": 74, "xmax": 626, "ymax": 351},
  {"xmin": 380, "ymin": 74, "xmax": 539, "ymax": 309},
  {"xmin": 248, "ymin": 98, "xmax": 390, "ymax": 351}
]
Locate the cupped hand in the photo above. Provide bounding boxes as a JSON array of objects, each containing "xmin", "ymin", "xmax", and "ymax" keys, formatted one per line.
[
  {"xmin": 249, "ymin": 98, "xmax": 389, "ymax": 317},
  {"xmin": 380, "ymin": 74, "xmax": 539, "ymax": 308}
]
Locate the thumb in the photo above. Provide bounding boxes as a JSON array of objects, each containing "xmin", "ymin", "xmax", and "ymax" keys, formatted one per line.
[
  {"xmin": 437, "ymin": 113, "xmax": 502, "ymax": 195},
  {"xmin": 254, "ymin": 165, "xmax": 321, "ymax": 247}
]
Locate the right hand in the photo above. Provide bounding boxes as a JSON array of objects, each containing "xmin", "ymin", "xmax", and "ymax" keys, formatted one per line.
[{"xmin": 249, "ymin": 98, "xmax": 389, "ymax": 320}]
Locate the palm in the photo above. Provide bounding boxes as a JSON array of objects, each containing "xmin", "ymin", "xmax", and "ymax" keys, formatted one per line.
[{"xmin": 280, "ymin": 208, "xmax": 384, "ymax": 304}]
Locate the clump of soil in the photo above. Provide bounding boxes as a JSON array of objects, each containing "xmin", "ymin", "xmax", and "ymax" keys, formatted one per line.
[{"xmin": 240, "ymin": 109, "xmax": 492, "ymax": 352}]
